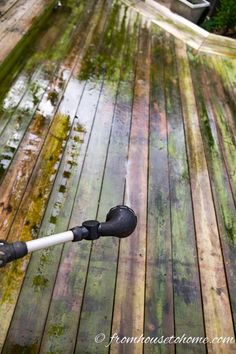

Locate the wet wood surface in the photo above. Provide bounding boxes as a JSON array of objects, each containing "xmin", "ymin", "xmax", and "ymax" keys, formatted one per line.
[
  {"xmin": 0, "ymin": 0, "xmax": 51, "ymax": 64},
  {"xmin": 0, "ymin": 0, "xmax": 235, "ymax": 353}
]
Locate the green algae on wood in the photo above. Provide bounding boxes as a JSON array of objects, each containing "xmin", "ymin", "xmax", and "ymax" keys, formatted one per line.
[
  {"xmin": 74, "ymin": 10, "xmax": 139, "ymax": 354},
  {"xmin": 40, "ymin": 85, "xmax": 120, "ymax": 353},
  {"xmin": 0, "ymin": 0, "xmax": 93, "ymax": 114},
  {"xmin": 40, "ymin": 7, "xmax": 130, "ymax": 354},
  {"xmin": 144, "ymin": 26, "xmax": 174, "ymax": 354},
  {"xmin": 188, "ymin": 48, "xmax": 236, "ymax": 330},
  {"xmin": 110, "ymin": 23, "xmax": 150, "ymax": 354},
  {"xmin": 176, "ymin": 39, "xmax": 235, "ymax": 354},
  {"xmin": 200, "ymin": 58, "xmax": 236, "ymax": 202},
  {"xmin": 218, "ymin": 56, "xmax": 236, "ymax": 104},
  {"xmin": 11, "ymin": 112, "xmax": 70, "ymax": 241},
  {"xmin": 49, "ymin": 0, "xmax": 88, "ymax": 63},
  {"xmin": 210, "ymin": 57, "xmax": 236, "ymax": 136},
  {"xmin": 165, "ymin": 34, "xmax": 205, "ymax": 354},
  {"xmin": 3, "ymin": 0, "xmax": 117, "ymax": 351},
  {"xmin": 0, "ymin": 113, "xmax": 48, "ymax": 240},
  {"xmin": 2, "ymin": 79, "xmax": 89, "ymax": 353},
  {"xmin": 0, "ymin": 112, "xmax": 70, "ymax": 350},
  {"xmin": 79, "ymin": 0, "xmax": 129, "ymax": 82}
]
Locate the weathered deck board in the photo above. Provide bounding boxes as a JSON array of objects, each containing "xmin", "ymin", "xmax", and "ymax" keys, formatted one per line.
[
  {"xmin": 0, "ymin": 0, "xmax": 51, "ymax": 64},
  {"xmin": 0, "ymin": 72, "xmax": 30, "ymax": 134},
  {"xmin": 208, "ymin": 57, "xmax": 236, "ymax": 144},
  {"xmin": 144, "ymin": 26, "xmax": 174, "ymax": 354},
  {"xmin": 0, "ymin": 0, "xmax": 39, "ymax": 40},
  {"xmin": 165, "ymin": 35, "xmax": 206, "ymax": 354},
  {"xmin": 176, "ymin": 39, "xmax": 235, "ymax": 354},
  {"xmin": 110, "ymin": 21, "xmax": 150, "ymax": 354},
  {"xmin": 0, "ymin": 0, "xmax": 236, "ymax": 353},
  {"xmin": 0, "ymin": 0, "xmax": 20, "ymax": 17},
  {"xmin": 219, "ymin": 57, "xmax": 236, "ymax": 102}
]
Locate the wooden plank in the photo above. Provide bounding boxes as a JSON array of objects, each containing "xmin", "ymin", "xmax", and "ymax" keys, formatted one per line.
[
  {"xmin": 175, "ymin": 39, "xmax": 235, "ymax": 354},
  {"xmin": 144, "ymin": 26, "xmax": 174, "ymax": 354},
  {"xmin": 110, "ymin": 21, "xmax": 150, "ymax": 354},
  {"xmin": 0, "ymin": 0, "xmax": 39, "ymax": 39},
  {"xmin": 199, "ymin": 34, "xmax": 236, "ymax": 59},
  {"xmin": 165, "ymin": 35, "xmax": 205, "ymax": 354},
  {"xmin": 0, "ymin": 0, "xmax": 20, "ymax": 17},
  {"xmin": 39, "ymin": 69, "xmax": 118, "ymax": 354},
  {"xmin": 0, "ymin": 72, "xmax": 30, "ymax": 133},
  {"xmin": 218, "ymin": 56, "xmax": 236, "ymax": 103},
  {"xmin": 188, "ymin": 47, "xmax": 236, "ymax": 331},
  {"xmin": 74, "ymin": 8, "xmax": 139, "ymax": 354},
  {"xmin": 0, "ymin": 109, "xmax": 50, "ymax": 239}
]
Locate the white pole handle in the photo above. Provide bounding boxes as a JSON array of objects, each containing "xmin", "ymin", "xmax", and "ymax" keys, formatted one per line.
[{"xmin": 26, "ymin": 231, "xmax": 74, "ymax": 253}]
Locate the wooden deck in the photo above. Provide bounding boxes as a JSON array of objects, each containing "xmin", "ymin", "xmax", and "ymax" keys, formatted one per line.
[
  {"xmin": 0, "ymin": 0, "xmax": 235, "ymax": 353},
  {"xmin": 0, "ymin": 0, "xmax": 51, "ymax": 65}
]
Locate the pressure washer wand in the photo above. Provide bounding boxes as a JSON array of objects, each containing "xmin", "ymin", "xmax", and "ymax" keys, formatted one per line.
[{"xmin": 0, "ymin": 205, "xmax": 137, "ymax": 268}]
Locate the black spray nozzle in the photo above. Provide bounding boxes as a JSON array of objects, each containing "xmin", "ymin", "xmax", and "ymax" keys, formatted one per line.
[
  {"xmin": 99, "ymin": 205, "xmax": 137, "ymax": 238},
  {"xmin": 72, "ymin": 205, "xmax": 137, "ymax": 241}
]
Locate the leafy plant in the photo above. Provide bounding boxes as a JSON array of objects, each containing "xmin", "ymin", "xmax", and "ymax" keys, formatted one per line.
[{"xmin": 202, "ymin": 0, "xmax": 236, "ymax": 35}]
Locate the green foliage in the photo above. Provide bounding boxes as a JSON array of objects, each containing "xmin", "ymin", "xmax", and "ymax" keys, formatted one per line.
[{"xmin": 203, "ymin": 0, "xmax": 236, "ymax": 34}]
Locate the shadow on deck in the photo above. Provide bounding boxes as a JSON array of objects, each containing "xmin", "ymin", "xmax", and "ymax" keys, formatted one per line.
[{"xmin": 0, "ymin": 0, "xmax": 235, "ymax": 353}]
